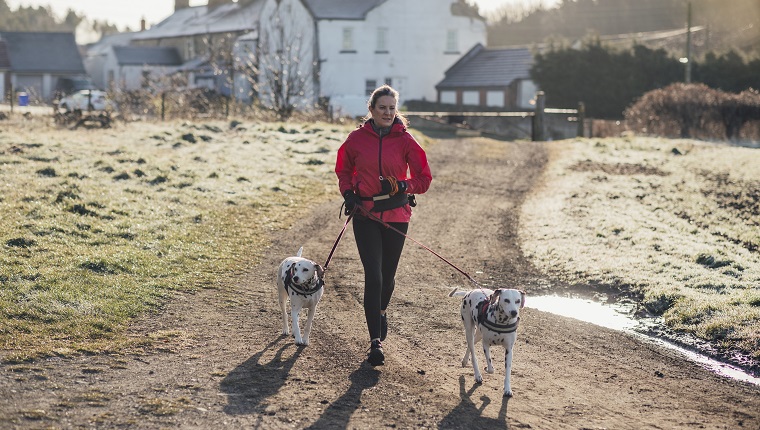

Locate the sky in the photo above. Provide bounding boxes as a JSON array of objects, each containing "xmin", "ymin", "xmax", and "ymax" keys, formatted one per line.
[{"xmin": 6, "ymin": 0, "xmax": 561, "ymax": 33}]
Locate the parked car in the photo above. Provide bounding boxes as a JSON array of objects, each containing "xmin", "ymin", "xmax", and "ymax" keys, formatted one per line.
[
  {"xmin": 54, "ymin": 77, "xmax": 97, "ymax": 100},
  {"xmin": 57, "ymin": 90, "xmax": 115, "ymax": 112}
]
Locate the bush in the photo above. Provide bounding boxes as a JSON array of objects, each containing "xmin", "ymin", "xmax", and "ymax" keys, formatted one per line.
[{"xmin": 624, "ymin": 84, "xmax": 760, "ymax": 140}]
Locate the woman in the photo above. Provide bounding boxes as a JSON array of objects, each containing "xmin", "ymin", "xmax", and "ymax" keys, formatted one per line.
[{"xmin": 334, "ymin": 85, "xmax": 432, "ymax": 366}]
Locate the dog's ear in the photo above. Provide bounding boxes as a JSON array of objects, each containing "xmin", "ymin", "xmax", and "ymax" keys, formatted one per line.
[
  {"xmin": 490, "ymin": 289, "xmax": 502, "ymax": 305},
  {"xmin": 519, "ymin": 290, "xmax": 526, "ymax": 309},
  {"xmin": 316, "ymin": 264, "xmax": 325, "ymax": 279}
]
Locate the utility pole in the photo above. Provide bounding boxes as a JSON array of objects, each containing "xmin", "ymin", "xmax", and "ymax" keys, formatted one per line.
[{"xmin": 685, "ymin": 1, "xmax": 692, "ymax": 83}]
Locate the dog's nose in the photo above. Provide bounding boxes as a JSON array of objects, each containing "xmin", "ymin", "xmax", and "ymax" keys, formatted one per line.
[
  {"xmin": 510, "ymin": 310, "xmax": 518, "ymax": 317},
  {"xmin": 293, "ymin": 276, "xmax": 300, "ymax": 283}
]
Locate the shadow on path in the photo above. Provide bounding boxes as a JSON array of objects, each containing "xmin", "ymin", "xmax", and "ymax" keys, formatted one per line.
[
  {"xmin": 438, "ymin": 375, "xmax": 508, "ymax": 429},
  {"xmin": 305, "ymin": 365, "xmax": 380, "ymax": 430},
  {"xmin": 221, "ymin": 335, "xmax": 302, "ymax": 416}
]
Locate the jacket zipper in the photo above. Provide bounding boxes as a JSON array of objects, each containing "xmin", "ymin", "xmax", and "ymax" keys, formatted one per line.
[{"xmin": 377, "ymin": 133, "xmax": 384, "ymax": 221}]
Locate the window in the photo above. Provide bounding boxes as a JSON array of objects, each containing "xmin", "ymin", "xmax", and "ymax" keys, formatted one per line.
[
  {"xmin": 486, "ymin": 91, "xmax": 505, "ymax": 107},
  {"xmin": 141, "ymin": 70, "xmax": 151, "ymax": 89},
  {"xmin": 440, "ymin": 91, "xmax": 456, "ymax": 104},
  {"xmin": 462, "ymin": 90, "xmax": 479, "ymax": 106},
  {"xmin": 365, "ymin": 80, "xmax": 377, "ymax": 96},
  {"xmin": 445, "ymin": 29, "xmax": 458, "ymax": 53},
  {"xmin": 376, "ymin": 27, "xmax": 388, "ymax": 53},
  {"xmin": 342, "ymin": 27, "xmax": 355, "ymax": 52}
]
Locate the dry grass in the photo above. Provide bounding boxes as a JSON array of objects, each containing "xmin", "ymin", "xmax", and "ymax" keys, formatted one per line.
[
  {"xmin": 521, "ymin": 136, "xmax": 760, "ymax": 359},
  {"xmin": 0, "ymin": 116, "xmax": 351, "ymax": 361}
]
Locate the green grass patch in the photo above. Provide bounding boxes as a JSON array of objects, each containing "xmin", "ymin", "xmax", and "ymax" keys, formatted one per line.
[{"xmin": 0, "ymin": 118, "xmax": 351, "ymax": 361}]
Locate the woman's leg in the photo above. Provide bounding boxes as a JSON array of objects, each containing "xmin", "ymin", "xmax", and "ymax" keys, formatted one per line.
[
  {"xmin": 353, "ymin": 217, "xmax": 384, "ymax": 340},
  {"xmin": 380, "ymin": 222, "xmax": 409, "ymax": 311}
]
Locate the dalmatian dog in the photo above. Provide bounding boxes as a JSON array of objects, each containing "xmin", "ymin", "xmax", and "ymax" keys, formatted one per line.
[
  {"xmin": 449, "ymin": 287, "xmax": 526, "ymax": 397},
  {"xmin": 276, "ymin": 247, "xmax": 325, "ymax": 346}
]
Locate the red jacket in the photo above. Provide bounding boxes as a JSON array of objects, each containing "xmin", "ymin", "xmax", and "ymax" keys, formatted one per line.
[{"xmin": 335, "ymin": 120, "xmax": 432, "ymax": 223}]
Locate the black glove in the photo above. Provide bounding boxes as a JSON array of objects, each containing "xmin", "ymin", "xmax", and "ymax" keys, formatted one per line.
[
  {"xmin": 379, "ymin": 178, "xmax": 408, "ymax": 195},
  {"xmin": 343, "ymin": 190, "xmax": 361, "ymax": 215}
]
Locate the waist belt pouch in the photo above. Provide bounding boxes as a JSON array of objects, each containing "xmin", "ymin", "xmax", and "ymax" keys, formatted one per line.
[{"xmin": 371, "ymin": 193, "xmax": 408, "ymax": 212}]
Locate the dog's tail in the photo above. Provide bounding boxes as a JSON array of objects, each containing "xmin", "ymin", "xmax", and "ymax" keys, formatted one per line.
[
  {"xmin": 448, "ymin": 287, "xmax": 467, "ymax": 298},
  {"xmin": 296, "ymin": 246, "xmax": 303, "ymax": 258}
]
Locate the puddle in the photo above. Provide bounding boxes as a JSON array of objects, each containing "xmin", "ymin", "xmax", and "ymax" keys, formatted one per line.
[{"xmin": 527, "ymin": 295, "xmax": 760, "ymax": 386}]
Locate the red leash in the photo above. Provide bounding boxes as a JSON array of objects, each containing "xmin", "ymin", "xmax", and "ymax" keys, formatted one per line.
[
  {"xmin": 322, "ymin": 210, "xmax": 354, "ymax": 272},
  {"xmin": 356, "ymin": 206, "xmax": 485, "ymax": 289}
]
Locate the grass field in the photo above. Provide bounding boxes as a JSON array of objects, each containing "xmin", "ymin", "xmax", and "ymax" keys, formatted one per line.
[
  {"xmin": 520, "ymin": 136, "xmax": 760, "ymax": 360},
  {"xmin": 1, "ymin": 118, "xmax": 758, "ymax": 362},
  {"xmin": 0, "ymin": 117, "xmax": 352, "ymax": 361}
]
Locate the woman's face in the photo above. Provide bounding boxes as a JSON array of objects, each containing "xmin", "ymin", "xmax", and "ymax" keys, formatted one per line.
[{"xmin": 370, "ymin": 95, "xmax": 397, "ymax": 128}]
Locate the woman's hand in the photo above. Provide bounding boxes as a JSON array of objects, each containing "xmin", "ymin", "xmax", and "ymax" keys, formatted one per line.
[{"xmin": 343, "ymin": 190, "xmax": 362, "ymax": 215}]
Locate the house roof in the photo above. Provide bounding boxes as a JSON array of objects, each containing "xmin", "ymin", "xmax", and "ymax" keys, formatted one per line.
[
  {"xmin": 436, "ymin": 43, "xmax": 533, "ymax": 89},
  {"xmin": 86, "ymin": 31, "xmax": 138, "ymax": 57},
  {"xmin": 132, "ymin": 0, "xmax": 264, "ymax": 41},
  {"xmin": 113, "ymin": 46, "xmax": 183, "ymax": 66},
  {"xmin": 0, "ymin": 32, "xmax": 85, "ymax": 74},
  {"xmin": 302, "ymin": 0, "xmax": 388, "ymax": 20}
]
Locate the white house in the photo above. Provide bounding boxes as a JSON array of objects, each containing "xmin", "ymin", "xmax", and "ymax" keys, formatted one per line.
[
  {"xmin": 86, "ymin": 0, "xmax": 486, "ymax": 116},
  {"xmin": 101, "ymin": 46, "xmax": 184, "ymax": 90},
  {"xmin": 259, "ymin": 0, "xmax": 487, "ymax": 116}
]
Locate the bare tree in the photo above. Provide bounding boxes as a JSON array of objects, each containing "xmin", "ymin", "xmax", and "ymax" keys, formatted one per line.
[{"xmin": 255, "ymin": 2, "xmax": 315, "ymax": 120}]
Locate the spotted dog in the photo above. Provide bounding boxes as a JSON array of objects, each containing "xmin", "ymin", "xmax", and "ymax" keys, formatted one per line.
[
  {"xmin": 449, "ymin": 287, "xmax": 526, "ymax": 397},
  {"xmin": 276, "ymin": 247, "xmax": 325, "ymax": 346}
]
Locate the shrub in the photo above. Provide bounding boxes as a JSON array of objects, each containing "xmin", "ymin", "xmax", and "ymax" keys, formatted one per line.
[{"xmin": 624, "ymin": 83, "xmax": 760, "ymax": 140}]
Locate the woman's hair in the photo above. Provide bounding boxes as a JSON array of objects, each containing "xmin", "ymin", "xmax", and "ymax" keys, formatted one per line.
[{"xmin": 363, "ymin": 84, "xmax": 409, "ymax": 126}]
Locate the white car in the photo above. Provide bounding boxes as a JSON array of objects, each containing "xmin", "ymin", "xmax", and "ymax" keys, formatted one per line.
[{"xmin": 58, "ymin": 90, "xmax": 115, "ymax": 112}]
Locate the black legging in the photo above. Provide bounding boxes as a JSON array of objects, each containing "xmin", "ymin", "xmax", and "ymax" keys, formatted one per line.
[{"xmin": 352, "ymin": 216, "xmax": 408, "ymax": 341}]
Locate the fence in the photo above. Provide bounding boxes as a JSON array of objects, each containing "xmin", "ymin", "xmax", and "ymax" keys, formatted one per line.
[{"xmin": 404, "ymin": 92, "xmax": 585, "ymax": 141}]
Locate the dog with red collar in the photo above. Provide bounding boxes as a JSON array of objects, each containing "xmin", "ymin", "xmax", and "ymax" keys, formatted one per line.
[
  {"xmin": 449, "ymin": 287, "xmax": 526, "ymax": 397},
  {"xmin": 276, "ymin": 247, "xmax": 325, "ymax": 346}
]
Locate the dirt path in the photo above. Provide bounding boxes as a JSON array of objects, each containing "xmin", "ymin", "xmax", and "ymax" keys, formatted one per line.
[{"xmin": 1, "ymin": 137, "xmax": 759, "ymax": 429}]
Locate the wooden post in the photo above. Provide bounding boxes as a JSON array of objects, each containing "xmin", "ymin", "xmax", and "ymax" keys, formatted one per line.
[
  {"xmin": 577, "ymin": 101, "xmax": 585, "ymax": 138},
  {"xmin": 533, "ymin": 91, "xmax": 545, "ymax": 141},
  {"xmin": 9, "ymin": 84, "xmax": 14, "ymax": 114},
  {"xmin": 161, "ymin": 91, "xmax": 166, "ymax": 121}
]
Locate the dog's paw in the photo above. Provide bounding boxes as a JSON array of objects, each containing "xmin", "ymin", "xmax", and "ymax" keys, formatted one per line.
[
  {"xmin": 486, "ymin": 366, "xmax": 495, "ymax": 374},
  {"xmin": 461, "ymin": 359, "xmax": 469, "ymax": 367},
  {"xmin": 504, "ymin": 389, "xmax": 513, "ymax": 398},
  {"xmin": 474, "ymin": 375, "xmax": 483, "ymax": 384}
]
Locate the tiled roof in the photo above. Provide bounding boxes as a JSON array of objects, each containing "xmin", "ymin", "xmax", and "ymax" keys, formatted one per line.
[
  {"xmin": 0, "ymin": 32, "xmax": 85, "ymax": 73},
  {"xmin": 132, "ymin": 0, "xmax": 264, "ymax": 40},
  {"xmin": 113, "ymin": 46, "xmax": 183, "ymax": 66},
  {"xmin": 302, "ymin": 0, "xmax": 388, "ymax": 20},
  {"xmin": 436, "ymin": 43, "xmax": 533, "ymax": 89}
]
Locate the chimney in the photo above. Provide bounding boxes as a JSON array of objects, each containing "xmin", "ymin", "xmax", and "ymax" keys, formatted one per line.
[
  {"xmin": 140, "ymin": 17, "xmax": 146, "ymax": 31},
  {"xmin": 175, "ymin": 0, "xmax": 190, "ymax": 11}
]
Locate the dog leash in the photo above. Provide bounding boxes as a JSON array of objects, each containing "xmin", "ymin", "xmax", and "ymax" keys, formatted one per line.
[
  {"xmin": 356, "ymin": 206, "xmax": 486, "ymax": 289},
  {"xmin": 322, "ymin": 210, "xmax": 354, "ymax": 273}
]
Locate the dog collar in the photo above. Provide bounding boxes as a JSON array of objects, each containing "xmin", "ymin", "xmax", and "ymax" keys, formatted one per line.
[
  {"xmin": 284, "ymin": 267, "xmax": 324, "ymax": 297},
  {"xmin": 477, "ymin": 300, "xmax": 520, "ymax": 334}
]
